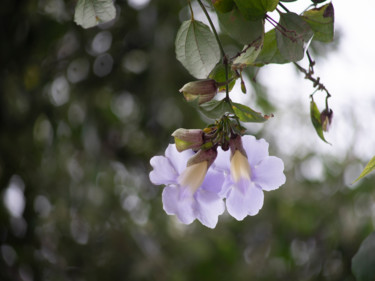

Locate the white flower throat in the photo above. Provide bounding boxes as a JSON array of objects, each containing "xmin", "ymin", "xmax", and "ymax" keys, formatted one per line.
[
  {"xmin": 178, "ymin": 161, "xmax": 208, "ymax": 194},
  {"xmin": 230, "ymin": 150, "xmax": 251, "ymax": 182}
]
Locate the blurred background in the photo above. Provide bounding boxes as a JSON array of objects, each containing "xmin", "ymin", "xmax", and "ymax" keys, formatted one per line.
[{"xmin": 1, "ymin": 0, "xmax": 375, "ymax": 280}]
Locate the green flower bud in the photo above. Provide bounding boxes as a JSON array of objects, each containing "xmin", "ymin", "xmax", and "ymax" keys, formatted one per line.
[
  {"xmin": 212, "ymin": 0, "xmax": 235, "ymax": 13},
  {"xmin": 172, "ymin": 128, "xmax": 204, "ymax": 152},
  {"xmin": 179, "ymin": 79, "xmax": 218, "ymax": 105}
]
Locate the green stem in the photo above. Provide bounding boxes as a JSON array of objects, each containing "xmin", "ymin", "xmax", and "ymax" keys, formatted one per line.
[
  {"xmin": 188, "ymin": 0, "xmax": 194, "ymax": 20},
  {"xmin": 196, "ymin": 0, "xmax": 224, "ymax": 57},
  {"xmin": 196, "ymin": 0, "xmax": 230, "ymax": 100}
]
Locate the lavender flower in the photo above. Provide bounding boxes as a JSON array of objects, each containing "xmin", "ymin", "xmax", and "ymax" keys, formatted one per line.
[
  {"xmin": 149, "ymin": 144, "xmax": 225, "ymax": 228},
  {"xmin": 213, "ymin": 135, "xmax": 286, "ymax": 221}
]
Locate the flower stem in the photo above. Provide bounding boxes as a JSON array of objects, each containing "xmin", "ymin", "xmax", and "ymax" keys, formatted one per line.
[
  {"xmin": 196, "ymin": 0, "xmax": 230, "ymax": 100},
  {"xmin": 188, "ymin": 0, "xmax": 194, "ymax": 20},
  {"xmin": 196, "ymin": 0, "xmax": 224, "ymax": 57}
]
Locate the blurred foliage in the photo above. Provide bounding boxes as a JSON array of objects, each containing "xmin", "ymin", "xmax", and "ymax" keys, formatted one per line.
[{"xmin": 0, "ymin": 0, "xmax": 374, "ymax": 281}]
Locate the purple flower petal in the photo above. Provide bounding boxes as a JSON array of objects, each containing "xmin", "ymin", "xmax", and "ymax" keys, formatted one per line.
[
  {"xmin": 194, "ymin": 190, "xmax": 225, "ymax": 228},
  {"xmin": 242, "ymin": 135, "xmax": 269, "ymax": 166},
  {"xmin": 162, "ymin": 186, "xmax": 195, "ymax": 225},
  {"xmin": 201, "ymin": 168, "xmax": 225, "ymax": 194},
  {"xmin": 253, "ymin": 156, "xmax": 286, "ymax": 191},
  {"xmin": 165, "ymin": 144, "xmax": 194, "ymax": 174},
  {"xmin": 149, "ymin": 156, "xmax": 178, "ymax": 185},
  {"xmin": 212, "ymin": 147, "xmax": 230, "ymax": 172},
  {"xmin": 226, "ymin": 180, "xmax": 264, "ymax": 221}
]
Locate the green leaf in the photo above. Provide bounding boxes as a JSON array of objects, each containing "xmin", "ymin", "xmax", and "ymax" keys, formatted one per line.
[
  {"xmin": 232, "ymin": 102, "xmax": 271, "ymax": 122},
  {"xmin": 199, "ymin": 99, "xmax": 234, "ymax": 119},
  {"xmin": 74, "ymin": 0, "xmax": 116, "ymax": 29},
  {"xmin": 209, "ymin": 64, "xmax": 236, "ymax": 92},
  {"xmin": 276, "ymin": 12, "xmax": 314, "ymax": 62},
  {"xmin": 217, "ymin": 8, "xmax": 264, "ymax": 45},
  {"xmin": 175, "ymin": 20, "xmax": 221, "ymax": 79},
  {"xmin": 353, "ymin": 156, "xmax": 375, "ymax": 183},
  {"xmin": 234, "ymin": 0, "xmax": 279, "ymax": 21},
  {"xmin": 233, "ymin": 36, "xmax": 264, "ymax": 68},
  {"xmin": 254, "ymin": 29, "xmax": 289, "ymax": 65},
  {"xmin": 310, "ymin": 99, "xmax": 330, "ymax": 144},
  {"xmin": 302, "ymin": 3, "xmax": 334, "ymax": 42},
  {"xmin": 352, "ymin": 232, "xmax": 375, "ymax": 281}
]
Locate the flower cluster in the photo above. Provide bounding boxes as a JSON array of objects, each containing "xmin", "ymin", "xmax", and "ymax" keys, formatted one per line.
[{"xmin": 149, "ymin": 133, "xmax": 286, "ymax": 228}]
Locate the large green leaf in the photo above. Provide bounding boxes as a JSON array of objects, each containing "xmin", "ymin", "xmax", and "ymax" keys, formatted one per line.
[
  {"xmin": 199, "ymin": 99, "xmax": 234, "ymax": 119},
  {"xmin": 233, "ymin": 36, "xmax": 263, "ymax": 68},
  {"xmin": 217, "ymin": 8, "xmax": 264, "ymax": 45},
  {"xmin": 175, "ymin": 20, "xmax": 221, "ymax": 79},
  {"xmin": 353, "ymin": 156, "xmax": 375, "ymax": 183},
  {"xmin": 310, "ymin": 99, "xmax": 330, "ymax": 144},
  {"xmin": 254, "ymin": 29, "xmax": 289, "ymax": 65},
  {"xmin": 232, "ymin": 102, "xmax": 271, "ymax": 122},
  {"xmin": 234, "ymin": 0, "xmax": 279, "ymax": 21},
  {"xmin": 352, "ymin": 232, "xmax": 375, "ymax": 281},
  {"xmin": 276, "ymin": 12, "xmax": 314, "ymax": 62},
  {"xmin": 74, "ymin": 0, "xmax": 116, "ymax": 29},
  {"xmin": 302, "ymin": 3, "xmax": 334, "ymax": 42}
]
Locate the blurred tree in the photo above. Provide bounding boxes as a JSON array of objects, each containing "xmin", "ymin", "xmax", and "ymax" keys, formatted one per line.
[{"xmin": 0, "ymin": 1, "xmax": 374, "ymax": 281}]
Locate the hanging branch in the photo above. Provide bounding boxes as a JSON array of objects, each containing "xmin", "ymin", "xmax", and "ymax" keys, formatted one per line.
[{"xmin": 294, "ymin": 59, "xmax": 331, "ymax": 105}]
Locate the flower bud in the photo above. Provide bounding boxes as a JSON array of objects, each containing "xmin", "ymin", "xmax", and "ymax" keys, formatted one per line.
[
  {"xmin": 179, "ymin": 79, "xmax": 218, "ymax": 104},
  {"xmin": 320, "ymin": 108, "xmax": 333, "ymax": 132},
  {"xmin": 172, "ymin": 128, "xmax": 204, "ymax": 152},
  {"xmin": 212, "ymin": 0, "xmax": 235, "ymax": 13}
]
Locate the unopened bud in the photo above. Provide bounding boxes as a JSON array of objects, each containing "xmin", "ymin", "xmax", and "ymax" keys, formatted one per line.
[
  {"xmin": 320, "ymin": 108, "xmax": 333, "ymax": 132},
  {"xmin": 241, "ymin": 80, "xmax": 247, "ymax": 94},
  {"xmin": 172, "ymin": 128, "xmax": 204, "ymax": 152},
  {"xmin": 212, "ymin": 0, "xmax": 235, "ymax": 13},
  {"xmin": 179, "ymin": 79, "xmax": 218, "ymax": 105}
]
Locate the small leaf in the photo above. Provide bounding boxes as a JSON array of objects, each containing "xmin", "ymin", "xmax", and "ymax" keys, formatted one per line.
[
  {"xmin": 276, "ymin": 12, "xmax": 314, "ymax": 62},
  {"xmin": 254, "ymin": 29, "xmax": 289, "ymax": 65},
  {"xmin": 310, "ymin": 99, "xmax": 330, "ymax": 144},
  {"xmin": 209, "ymin": 64, "xmax": 236, "ymax": 92},
  {"xmin": 353, "ymin": 156, "xmax": 375, "ymax": 183},
  {"xmin": 74, "ymin": 0, "xmax": 116, "ymax": 29},
  {"xmin": 199, "ymin": 99, "xmax": 234, "ymax": 119},
  {"xmin": 352, "ymin": 232, "xmax": 375, "ymax": 281},
  {"xmin": 234, "ymin": 0, "xmax": 278, "ymax": 21},
  {"xmin": 217, "ymin": 8, "xmax": 264, "ymax": 45},
  {"xmin": 232, "ymin": 102, "xmax": 271, "ymax": 122},
  {"xmin": 302, "ymin": 3, "xmax": 334, "ymax": 42},
  {"xmin": 175, "ymin": 20, "xmax": 221, "ymax": 79},
  {"xmin": 233, "ymin": 36, "xmax": 264, "ymax": 68}
]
